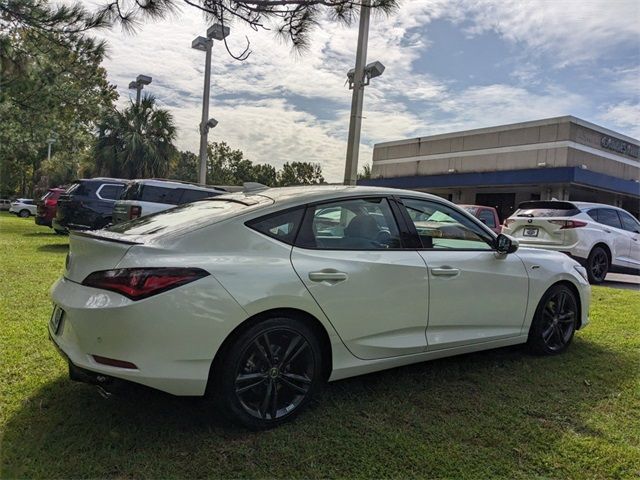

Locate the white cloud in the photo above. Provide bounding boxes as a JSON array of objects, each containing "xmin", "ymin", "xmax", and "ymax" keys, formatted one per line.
[
  {"xmin": 599, "ymin": 102, "xmax": 640, "ymax": 139},
  {"xmin": 77, "ymin": 0, "xmax": 639, "ymax": 181},
  {"xmin": 456, "ymin": 0, "xmax": 640, "ymax": 67}
]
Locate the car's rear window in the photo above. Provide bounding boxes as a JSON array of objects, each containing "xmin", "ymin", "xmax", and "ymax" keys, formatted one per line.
[
  {"xmin": 514, "ymin": 201, "xmax": 580, "ymax": 218},
  {"xmin": 65, "ymin": 182, "xmax": 86, "ymax": 196},
  {"xmin": 107, "ymin": 196, "xmax": 271, "ymax": 236}
]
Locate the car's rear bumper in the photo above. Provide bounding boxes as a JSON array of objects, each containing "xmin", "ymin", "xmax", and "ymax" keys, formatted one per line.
[{"xmin": 49, "ymin": 275, "xmax": 247, "ymax": 396}]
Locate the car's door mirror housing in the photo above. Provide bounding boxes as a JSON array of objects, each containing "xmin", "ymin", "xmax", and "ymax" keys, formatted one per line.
[{"xmin": 495, "ymin": 233, "xmax": 519, "ymax": 254}]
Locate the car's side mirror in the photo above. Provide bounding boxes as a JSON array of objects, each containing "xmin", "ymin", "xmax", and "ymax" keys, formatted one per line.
[{"xmin": 495, "ymin": 233, "xmax": 519, "ymax": 254}]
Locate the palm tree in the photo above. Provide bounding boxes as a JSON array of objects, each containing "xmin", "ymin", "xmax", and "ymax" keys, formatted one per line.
[{"xmin": 94, "ymin": 95, "xmax": 177, "ymax": 178}]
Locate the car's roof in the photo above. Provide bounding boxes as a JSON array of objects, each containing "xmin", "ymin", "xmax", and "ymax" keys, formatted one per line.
[
  {"xmin": 128, "ymin": 178, "xmax": 223, "ymax": 192},
  {"xmin": 78, "ymin": 177, "xmax": 128, "ymax": 184},
  {"xmin": 243, "ymin": 185, "xmax": 439, "ymax": 207},
  {"xmin": 571, "ymin": 201, "xmax": 629, "ymax": 211}
]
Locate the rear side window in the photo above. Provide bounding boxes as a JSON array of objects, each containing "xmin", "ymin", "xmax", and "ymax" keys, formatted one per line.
[
  {"xmin": 296, "ymin": 198, "xmax": 401, "ymax": 250},
  {"xmin": 179, "ymin": 189, "xmax": 217, "ymax": 204},
  {"xmin": 140, "ymin": 186, "xmax": 182, "ymax": 204},
  {"xmin": 98, "ymin": 184, "xmax": 124, "ymax": 200},
  {"xmin": 594, "ymin": 208, "xmax": 622, "ymax": 229},
  {"xmin": 246, "ymin": 208, "xmax": 305, "ymax": 245},
  {"xmin": 514, "ymin": 201, "xmax": 580, "ymax": 218},
  {"xmin": 65, "ymin": 182, "xmax": 86, "ymax": 196}
]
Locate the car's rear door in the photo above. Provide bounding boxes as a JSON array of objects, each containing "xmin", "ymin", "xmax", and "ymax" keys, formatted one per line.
[
  {"xmin": 290, "ymin": 196, "xmax": 429, "ymax": 360},
  {"xmin": 617, "ymin": 210, "xmax": 640, "ymax": 266},
  {"xmin": 398, "ymin": 197, "xmax": 529, "ymax": 351}
]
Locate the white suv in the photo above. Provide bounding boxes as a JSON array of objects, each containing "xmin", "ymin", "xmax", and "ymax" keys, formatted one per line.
[
  {"xmin": 9, "ymin": 198, "xmax": 37, "ymax": 217},
  {"xmin": 503, "ymin": 201, "xmax": 640, "ymax": 283},
  {"xmin": 112, "ymin": 179, "xmax": 225, "ymax": 225}
]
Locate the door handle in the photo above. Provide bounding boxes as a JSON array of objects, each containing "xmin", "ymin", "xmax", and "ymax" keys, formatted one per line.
[
  {"xmin": 431, "ymin": 266, "xmax": 460, "ymax": 277},
  {"xmin": 308, "ymin": 270, "xmax": 348, "ymax": 283}
]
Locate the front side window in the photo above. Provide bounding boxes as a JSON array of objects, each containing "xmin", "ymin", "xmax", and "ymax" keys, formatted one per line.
[
  {"xmin": 246, "ymin": 208, "xmax": 305, "ymax": 245},
  {"xmin": 595, "ymin": 208, "xmax": 622, "ymax": 229},
  {"xmin": 296, "ymin": 198, "xmax": 401, "ymax": 250},
  {"xmin": 401, "ymin": 198, "xmax": 493, "ymax": 250}
]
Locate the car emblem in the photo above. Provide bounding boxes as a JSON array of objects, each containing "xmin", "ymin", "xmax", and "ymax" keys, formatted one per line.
[{"xmin": 527, "ymin": 219, "xmax": 532, "ymax": 223}]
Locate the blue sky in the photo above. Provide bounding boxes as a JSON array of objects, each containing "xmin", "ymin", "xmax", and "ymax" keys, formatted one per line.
[{"xmin": 88, "ymin": 0, "xmax": 640, "ymax": 181}]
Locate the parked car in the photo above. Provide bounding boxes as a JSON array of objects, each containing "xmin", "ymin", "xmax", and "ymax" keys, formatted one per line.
[
  {"xmin": 36, "ymin": 187, "xmax": 67, "ymax": 232},
  {"xmin": 0, "ymin": 199, "xmax": 11, "ymax": 211},
  {"xmin": 49, "ymin": 186, "xmax": 590, "ymax": 428},
  {"xmin": 112, "ymin": 179, "xmax": 225, "ymax": 225},
  {"xmin": 53, "ymin": 178, "xmax": 126, "ymax": 232},
  {"xmin": 9, "ymin": 198, "xmax": 37, "ymax": 217},
  {"xmin": 502, "ymin": 200, "xmax": 640, "ymax": 284},
  {"xmin": 459, "ymin": 205, "xmax": 501, "ymax": 234}
]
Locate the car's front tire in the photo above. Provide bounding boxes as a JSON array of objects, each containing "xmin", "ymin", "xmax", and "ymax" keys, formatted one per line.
[
  {"xmin": 586, "ymin": 246, "xmax": 609, "ymax": 284},
  {"xmin": 527, "ymin": 284, "xmax": 578, "ymax": 355},
  {"xmin": 18, "ymin": 209, "xmax": 30, "ymax": 218},
  {"xmin": 215, "ymin": 317, "xmax": 323, "ymax": 429}
]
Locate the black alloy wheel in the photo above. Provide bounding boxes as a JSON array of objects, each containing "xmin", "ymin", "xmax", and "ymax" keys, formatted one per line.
[
  {"xmin": 19, "ymin": 209, "xmax": 30, "ymax": 218},
  {"xmin": 587, "ymin": 246, "xmax": 609, "ymax": 284},
  {"xmin": 528, "ymin": 284, "xmax": 578, "ymax": 355},
  {"xmin": 217, "ymin": 318, "xmax": 323, "ymax": 429}
]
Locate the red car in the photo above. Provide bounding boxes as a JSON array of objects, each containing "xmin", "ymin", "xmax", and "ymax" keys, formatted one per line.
[
  {"xmin": 36, "ymin": 187, "xmax": 66, "ymax": 233},
  {"xmin": 459, "ymin": 204, "xmax": 502, "ymax": 234}
]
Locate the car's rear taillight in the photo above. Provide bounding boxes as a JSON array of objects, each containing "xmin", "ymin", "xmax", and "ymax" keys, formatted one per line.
[
  {"xmin": 503, "ymin": 219, "xmax": 515, "ymax": 227},
  {"xmin": 129, "ymin": 205, "xmax": 142, "ymax": 220},
  {"xmin": 82, "ymin": 268, "xmax": 209, "ymax": 300},
  {"xmin": 548, "ymin": 220, "xmax": 587, "ymax": 229}
]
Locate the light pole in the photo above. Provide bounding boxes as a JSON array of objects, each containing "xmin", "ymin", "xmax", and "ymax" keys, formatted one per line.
[
  {"xmin": 192, "ymin": 24, "xmax": 230, "ymax": 185},
  {"xmin": 343, "ymin": 0, "xmax": 385, "ymax": 186},
  {"xmin": 128, "ymin": 74, "xmax": 152, "ymax": 105}
]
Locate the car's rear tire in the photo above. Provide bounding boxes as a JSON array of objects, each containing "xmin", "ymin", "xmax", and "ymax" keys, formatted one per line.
[
  {"xmin": 527, "ymin": 284, "xmax": 578, "ymax": 355},
  {"xmin": 215, "ymin": 317, "xmax": 324, "ymax": 429},
  {"xmin": 587, "ymin": 246, "xmax": 609, "ymax": 284},
  {"xmin": 18, "ymin": 209, "xmax": 30, "ymax": 218}
]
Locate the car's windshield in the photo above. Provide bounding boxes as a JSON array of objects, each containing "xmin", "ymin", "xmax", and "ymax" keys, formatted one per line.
[{"xmin": 514, "ymin": 201, "xmax": 580, "ymax": 218}]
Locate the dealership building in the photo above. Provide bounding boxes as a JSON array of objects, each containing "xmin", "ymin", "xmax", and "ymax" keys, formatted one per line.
[{"xmin": 360, "ymin": 116, "xmax": 640, "ymax": 220}]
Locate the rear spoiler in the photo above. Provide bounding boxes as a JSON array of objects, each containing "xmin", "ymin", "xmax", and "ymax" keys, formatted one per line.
[
  {"xmin": 517, "ymin": 201, "xmax": 578, "ymax": 210},
  {"xmin": 71, "ymin": 230, "xmax": 144, "ymax": 245}
]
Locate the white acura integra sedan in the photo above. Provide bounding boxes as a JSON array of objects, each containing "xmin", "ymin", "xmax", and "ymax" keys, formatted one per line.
[{"xmin": 50, "ymin": 186, "xmax": 590, "ymax": 428}]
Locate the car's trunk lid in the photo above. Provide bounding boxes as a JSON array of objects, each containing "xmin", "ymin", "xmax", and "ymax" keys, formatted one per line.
[
  {"xmin": 504, "ymin": 201, "xmax": 581, "ymax": 246},
  {"xmin": 65, "ymin": 231, "xmax": 143, "ymax": 283}
]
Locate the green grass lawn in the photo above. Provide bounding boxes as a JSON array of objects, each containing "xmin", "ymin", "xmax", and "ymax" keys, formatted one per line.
[{"xmin": 1, "ymin": 211, "xmax": 639, "ymax": 479}]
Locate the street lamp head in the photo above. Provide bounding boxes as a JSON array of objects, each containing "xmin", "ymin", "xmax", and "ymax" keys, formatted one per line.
[
  {"xmin": 206, "ymin": 118, "xmax": 219, "ymax": 129},
  {"xmin": 364, "ymin": 61, "xmax": 385, "ymax": 80},
  {"xmin": 207, "ymin": 24, "xmax": 230, "ymax": 41},
  {"xmin": 191, "ymin": 36, "xmax": 211, "ymax": 51},
  {"xmin": 136, "ymin": 74, "xmax": 152, "ymax": 86},
  {"xmin": 128, "ymin": 81, "xmax": 138, "ymax": 90}
]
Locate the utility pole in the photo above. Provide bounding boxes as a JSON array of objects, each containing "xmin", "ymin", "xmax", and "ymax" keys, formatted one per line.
[{"xmin": 343, "ymin": 0, "xmax": 371, "ymax": 186}]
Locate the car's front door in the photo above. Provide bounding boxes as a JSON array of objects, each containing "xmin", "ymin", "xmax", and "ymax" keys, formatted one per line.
[
  {"xmin": 592, "ymin": 208, "xmax": 633, "ymax": 268},
  {"xmin": 617, "ymin": 210, "xmax": 640, "ymax": 266},
  {"xmin": 290, "ymin": 197, "xmax": 429, "ymax": 360},
  {"xmin": 399, "ymin": 197, "xmax": 529, "ymax": 351}
]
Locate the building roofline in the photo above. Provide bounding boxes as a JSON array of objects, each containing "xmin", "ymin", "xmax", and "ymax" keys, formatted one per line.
[{"xmin": 374, "ymin": 115, "xmax": 639, "ymax": 149}]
